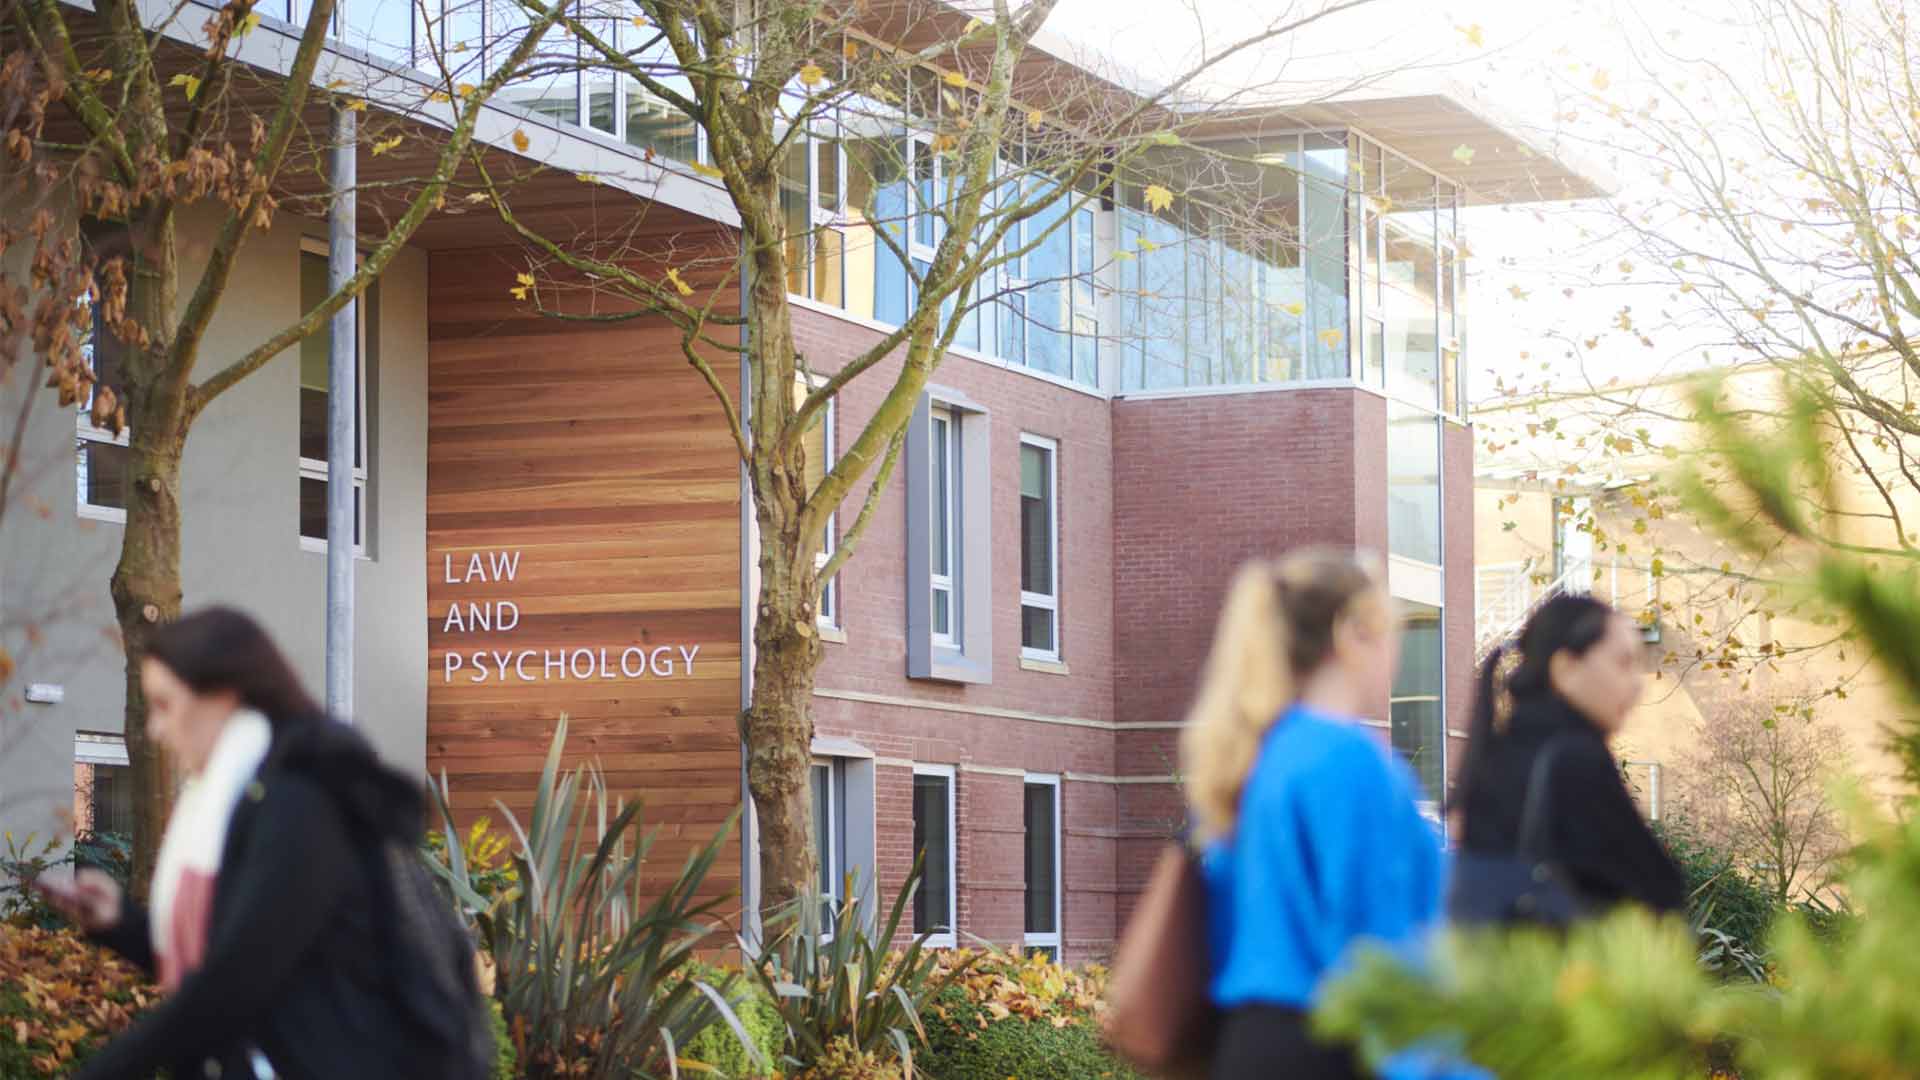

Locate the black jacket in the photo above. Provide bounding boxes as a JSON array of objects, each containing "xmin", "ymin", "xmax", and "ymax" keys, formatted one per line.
[
  {"xmin": 80, "ymin": 721, "xmax": 444, "ymax": 1080},
  {"xmin": 1457, "ymin": 694, "xmax": 1686, "ymax": 915}
]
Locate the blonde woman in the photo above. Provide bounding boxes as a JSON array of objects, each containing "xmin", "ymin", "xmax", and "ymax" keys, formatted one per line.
[{"xmin": 1185, "ymin": 550, "xmax": 1454, "ymax": 1079}]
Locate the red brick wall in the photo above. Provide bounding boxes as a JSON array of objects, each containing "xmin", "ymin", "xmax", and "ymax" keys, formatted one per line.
[
  {"xmin": 1108, "ymin": 388, "xmax": 1379, "ymax": 926},
  {"xmin": 791, "ymin": 304, "xmax": 1120, "ymax": 960}
]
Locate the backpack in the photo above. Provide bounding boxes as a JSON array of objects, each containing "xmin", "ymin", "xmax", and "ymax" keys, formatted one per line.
[
  {"xmin": 1445, "ymin": 737, "xmax": 1592, "ymax": 928},
  {"xmin": 373, "ymin": 838, "xmax": 496, "ymax": 1079}
]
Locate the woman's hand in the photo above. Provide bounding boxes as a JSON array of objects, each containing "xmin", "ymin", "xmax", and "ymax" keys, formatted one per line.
[{"xmin": 34, "ymin": 867, "xmax": 124, "ymax": 933}]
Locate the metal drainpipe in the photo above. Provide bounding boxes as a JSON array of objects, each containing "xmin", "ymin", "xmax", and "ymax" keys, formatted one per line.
[{"xmin": 325, "ymin": 104, "xmax": 358, "ymax": 723}]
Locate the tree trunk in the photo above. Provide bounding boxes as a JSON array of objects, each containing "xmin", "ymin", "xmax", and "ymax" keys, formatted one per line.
[
  {"xmin": 744, "ymin": 560, "xmax": 821, "ymax": 917},
  {"xmin": 110, "ymin": 402, "xmax": 185, "ymax": 898},
  {"xmin": 112, "ymin": 208, "xmax": 184, "ymax": 900},
  {"xmin": 740, "ymin": 199, "xmax": 822, "ymax": 917}
]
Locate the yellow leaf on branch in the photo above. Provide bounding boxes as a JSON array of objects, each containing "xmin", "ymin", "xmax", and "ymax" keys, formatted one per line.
[
  {"xmin": 690, "ymin": 161, "xmax": 725, "ymax": 180},
  {"xmin": 944, "ymin": 70, "xmax": 968, "ymax": 89},
  {"xmin": 511, "ymin": 128, "xmax": 530, "ymax": 152},
  {"xmin": 237, "ymin": 11, "xmax": 261, "ymax": 35},
  {"xmin": 1456, "ymin": 23, "xmax": 1485, "ymax": 47},
  {"xmin": 665, "ymin": 267, "xmax": 694, "ymax": 296},
  {"xmin": 168, "ymin": 73, "xmax": 203, "ymax": 101},
  {"xmin": 1592, "ymin": 69, "xmax": 1611, "ymax": 91},
  {"xmin": 427, "ymin": 90, "xmax": 451, "ymax": 104},
  {"xmin": 1451, "ymin": 144, "xmax": 1475, "ymax": 165},
  {"xmin": 344, "ymin": 97, "xmax": 369, "ymax": 112},
  {"xmin": 515, "ymin": 272, "xmax": 535, "ymax": 287},
  {"xmin": 799, "ymin": 63, "xmax": 827, "ymax": 88},
  {"xmin": 456, "ymin": 83, "xmax": 477, "ymax": 99},
  {"xmin": 843, "ymin": 39, "xmax": 860, "ymax": 61},
  {"xmin": 1027, "ymin": 108, "xmax": 1045, "ymax": 130},
  {"xmin": 1143, "ymin": 184, "xmax": 1174, "ymax": 214},
  {"xmin": 630, "ymin": 15, "xmax": 647, "ymax": 29},
  {"xmin": 1282, "ymin": 302, "xmax": 1305, "ymax": 317},
  {"xmin": 370, "ymin": 135, "xmax": 404, "ymax": 156}
]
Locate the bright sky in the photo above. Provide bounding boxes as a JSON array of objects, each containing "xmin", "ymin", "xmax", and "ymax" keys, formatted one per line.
[{"xmin": 1034, "ymin": 0, "xmax": 1764, "ymax": 402}]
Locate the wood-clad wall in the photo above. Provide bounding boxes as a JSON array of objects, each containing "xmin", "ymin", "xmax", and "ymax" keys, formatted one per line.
[{"xmin": 426, "ymin": 224, "xmax": 743, "ymax": 904}]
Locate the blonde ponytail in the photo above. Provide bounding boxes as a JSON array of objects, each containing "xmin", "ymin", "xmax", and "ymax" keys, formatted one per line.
[{"xmin": 1180, "ymin": 549, "xmax": 1385, "ymax": 842}]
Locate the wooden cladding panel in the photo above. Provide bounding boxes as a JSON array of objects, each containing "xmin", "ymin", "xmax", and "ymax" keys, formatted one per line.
[{"xmin": 426, "ymin": 239, "xmax": 743, "ymax": 903}]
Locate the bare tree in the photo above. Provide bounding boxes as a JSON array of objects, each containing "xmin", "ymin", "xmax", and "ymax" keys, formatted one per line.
[
  {"xmin": 1, "ymin": 0, "xmax": 570, "ymax": 890},
  {"xmin": 1674, "ymin": 685, "xmax": 1854, "ymax": 903},
  {"xmin": 476, "ymin": 0, "xmax": 1391, "ymax": 909}
]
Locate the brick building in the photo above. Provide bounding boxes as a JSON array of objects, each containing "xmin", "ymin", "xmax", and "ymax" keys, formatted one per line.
[{"xmin": 1, "ymin": 0, "xmax": 1601, "ymax": 961}]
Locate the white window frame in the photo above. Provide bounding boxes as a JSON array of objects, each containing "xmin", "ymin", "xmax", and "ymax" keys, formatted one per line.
[
  {"xmin": 1022, "ymin": 772, "xmax": 1062, "ymax": 952},
  {"xmin": 912, "ymin": 762, "xmax": 958, "ymax": 948},
  {"xmin": 929, "ymin": 408, "xmax": 959, "ymax": 648},
  {"xmin": 297, "ymin": 238, "xmax": 370, "ymax": 557},
  {"xmin": 795, "ymin": 375, "xmax": 840, "ymax": 632},
  {"xmin": 810, "ymin": 758, "xmax": 843, "ymax": 935},
  {"xmin": 1018, "ymin": 434, "xmax": 1060, "ymax": 662},
  {"xmin": 75, "ymin": 396, "xmax": 130, "ymax": 525}
]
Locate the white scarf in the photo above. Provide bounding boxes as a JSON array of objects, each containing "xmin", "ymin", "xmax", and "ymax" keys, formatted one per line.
[{"xmin": 149, "ymin": 708, "xmax": 272, "ymax": 991}]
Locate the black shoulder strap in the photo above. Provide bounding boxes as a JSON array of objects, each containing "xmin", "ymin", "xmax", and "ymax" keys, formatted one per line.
[{"xmin": 1516, "ymin": 737, "xmax": 1569, "ymax": 860}]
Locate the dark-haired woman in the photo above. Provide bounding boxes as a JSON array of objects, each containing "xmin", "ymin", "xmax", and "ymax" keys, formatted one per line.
[
  {"xmin": 1449, "ymin": 592, "xmax": 1684, "ymax": 920},
  {"xmin": 37, "ymin": 607, "xmax": 486, "ymax": 1079}
]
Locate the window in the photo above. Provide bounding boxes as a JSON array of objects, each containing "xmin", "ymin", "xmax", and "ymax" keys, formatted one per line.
[
  {"xmin": 298, "ymin": 245, "xmax": 369, "ymax": 553},
  {"xmin": 75, "ymin": 298, "xmax": 129, "ymax": 522},
  {"xmin": 929, "ymin": 408, "xmax": 959, "ymax": 647},
  {"xmin": 1023, "ymin": 775, "xmax": 1061, "ymax": 954},
  {"xmin": 73, "ymin": 733, "xmax": 133, "ymax": 838},
  {"xmin": 908, "ymin": 393, "xmax": 992, "ymax": 682},
  {"xmin": 1391, "ymin": 604, "xmax": 1444, "ymax": 807},
  {"xmin": 911, "ymin": 764, "xmax": 957, "ymax": 945},
  {"xmin": 1019, "ymin": 437, "xmax": 1059, "ymax": 660},
  {"xmin": 1386, "ymin": 404, "xmax": 1441, "ymax": 566},
  {"xmin": 796, "ymin": 379, "xmax": 838, "ymax": 630},
  {"xmin": 811, "ymin": 760, "xmax": 844, "ymax": 928}
]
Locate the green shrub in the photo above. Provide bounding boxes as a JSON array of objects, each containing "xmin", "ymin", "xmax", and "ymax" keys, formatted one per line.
[
  {"xmin": 678, "ymin": 965, "xmax": 784, "ymax": 1078},
  {"xmin": 922, "ymin": 984, "xmax": 1141, "ymax": 1080},
  {"xmin": 490, "ymin": 999, "xmax": 518, "ymax": 1080},
  {"xmin": 917, "ymin": 946, "xmax": 1141, "ymax": 1080}
]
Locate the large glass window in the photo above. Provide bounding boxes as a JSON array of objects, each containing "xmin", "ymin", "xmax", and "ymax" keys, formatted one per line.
[
  {"xmin": 1019, "ymin": 437, "xmax": 1059, "ymax": 659},
  {"xmin": 1024, "ymin": 776, "xmax": 1061, "ymax": 953},
  {"xmin": 1391, "ymin": 604, "xmax": 1444, "ymax": 806},
  {"xmin": 73, "ymin": 733, "xmax": 133, "ymax": 838},
  {"xmin": 298, "ymin": 246, "xmax": 369, "ymax": 552},
  {"xmin": 1387, "ymin": 404, "xmax": 1441, "ymax": 565},
  {"xmin": 912, "ymin": 766, "xmax": 957, "ymax": 943}
]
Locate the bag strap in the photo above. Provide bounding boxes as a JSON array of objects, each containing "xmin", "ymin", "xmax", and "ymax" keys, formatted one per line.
[{"xmin": 1515, "ymin": 737, "xmax": 1569, "ymax": 861}]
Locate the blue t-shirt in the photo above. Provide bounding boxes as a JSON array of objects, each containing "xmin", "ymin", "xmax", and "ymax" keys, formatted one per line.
[{"xmin": 1202, "ymin": 706, "xmax": 1481, "ymax": 1079}]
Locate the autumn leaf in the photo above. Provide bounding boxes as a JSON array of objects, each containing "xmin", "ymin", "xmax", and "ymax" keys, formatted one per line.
[
  {"xmin": 1591, "ymin": 69, "xmax": 1612, "ymax": 92},
  {"xmin": 575, "ymin": 172, "xmax": 599, "ymax": 184},
  {"xmin": 168, "ymin": 73, "xmax": 203, "ymax": 101},
  {"xmin": 930, "ymin": 132, "xmax": 958, "ymax": 154},
  {"xmin": 1027, "ymin": 108, "xmax": 1044, "ymax": 130},
  {"xmin": 630, "ymin": 15, "xmax": 647, "ymax": 29},
  {"xmin": 944, "ymin": 70, "xmax": 967, "ymax": 89},
  {"xmin": 798, "ymin": 63, "xmax": 827, "ymax": 88},
  {"xmin": 1282, "ymin": 302, "xmax": 1305, "ymax": 317},
  {"xmin": 235, "ymin": 10, "xmax": 261, "ymax": 35},
  {"xmin": 1456, "ymin": 23, "xmax": 1485, "ymax": 47},
  {"xmin": 370, "ymin": 135, "xmax": 404, "ymax": 156},
  {"xmin": 456, "ymin": 83, "xmax": 477, "ymax": 99},
  {"xmin": 1451, "ymin": 144, "xmax": 1476, "ymax": 166},
  {"xmin": 343, "ymin": 97, "xmax": 369, "ymax": 112},
  {"xmin": 690, "ymin": 161, "xmax": 725, "ymax": 180},
  {"xmin": 427, "ymin": 90, "xmax": 452, "ymax": 104},
  {"xmin": 665, "ymin": 267, "xmax": 694, "ymax": 296},
  {"xmin": 0, "ymin": 646, "xmax": 12, "ymax": 685},
  {"xmin": 1508, "ymin": 285, "xmax": 1530, "ymax": 301},
  {"xmin": 1143, "ymin": 184, "xmax": 1174, "ymax": 214},
  {"xmin": 511, "ymin": 128, "xmax": 530, "ymax": 153},
  {"xmin": 510, "ymin": 271, "xmax": 533, "ymax": 301},
  {"xmin": 843, "ymin": 39, "xmax": 860, "ymax": 61}
]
